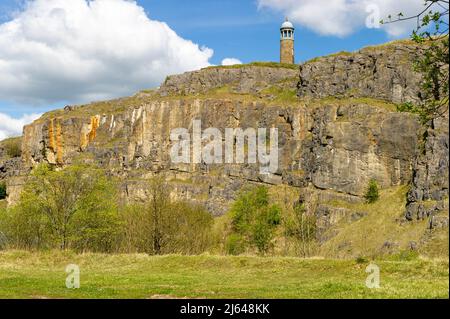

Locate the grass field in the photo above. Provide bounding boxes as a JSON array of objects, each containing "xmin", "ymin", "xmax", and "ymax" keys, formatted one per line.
[{"xmin": 0, "ymin": 251, "xmax": 447, "ymax": 299}]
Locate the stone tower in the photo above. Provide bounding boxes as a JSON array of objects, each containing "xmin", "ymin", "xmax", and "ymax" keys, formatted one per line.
[{"xmin": 280, "ymin": 18, "xmax": 295, "ymax": 64}]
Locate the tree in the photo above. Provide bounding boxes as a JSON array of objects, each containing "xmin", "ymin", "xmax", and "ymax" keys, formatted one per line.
[
  {"xmin": 283, "ymin": 202, "xmax": 316, "ymax": 257},
  {"xmin": 3, "ymin": 163, "xmax": 120, "ymax": 251},
  {"xmin": 228, "ymin": 186, "xmax": 281, "ymax": 255},
  {"xmin": 119, "ymin": 176, "xmax": 213, "ymax": 255},
  {"xmin": 382, "ymin": 1, "xmax": 449, "ymax": 124},
  {"xmin": 365, "ymin": 179, "xmax": 380, "ymax": 204},
  {"xmin": 147, "ymin": 175, "xmax": 171, "ymax": 254}
]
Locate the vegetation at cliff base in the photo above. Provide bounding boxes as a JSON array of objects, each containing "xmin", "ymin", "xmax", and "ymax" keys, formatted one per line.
[
  {"xmin": 283, "ymin": 203, "xmax": 316, "ymax": 258},
  {"xmin": 365, "ymin": 179, "xmax": 380, "ymax": 204},
  {"xmin": 0, "ymin": 164, "xmax": 121, "ymax": 252},
  {"xmin": 226, "ymin": 186, "xmax": 281, "ymax": 255},
  {"xmin": 119, "ymin": 176, "xmax": 213, "ymax": 255},
  {"xmin": 0, "ymin": 164, "xmax": 213, "ymax": 254}
]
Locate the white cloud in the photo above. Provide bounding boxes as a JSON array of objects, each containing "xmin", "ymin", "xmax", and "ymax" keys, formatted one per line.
[
  {"xmin": 0, "ymin": 0, "xmax": 214, "ymax": 106},
  {"xmin": 258, "ymin": 0, "xmax": 428, "ymax": 37},
  {"xmin": 221, "ymin": 58, "xmax": 243, "ymax": 66},
  {"xmin": 0, "ymin": 112, "xmax": 41, "ymax": 140}
]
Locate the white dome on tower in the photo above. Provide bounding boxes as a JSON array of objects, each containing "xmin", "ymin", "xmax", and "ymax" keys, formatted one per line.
[{"xmin": 281, "ymin": 18, "xmax": 294, "ymax": 29}]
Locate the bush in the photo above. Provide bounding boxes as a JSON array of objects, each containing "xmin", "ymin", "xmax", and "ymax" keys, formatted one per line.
[
  {"xmin": 0, "ymin": 168, "xmax": 215, "ymax": 254},
  {"xmin": 225, "ymin": 234, "xmax": 245, "ymax": 255},
  {"xmin": 0, "ymin": 182, "xmax": 6, "ymax": 200},
  {"xmin": 1, "ymin": 137, "xmax": 22, "ymax": 158},
  {"xmin": 283, "ymin": 203, "xmax": 316, "ymax": 257},
  {"xmin": 118, "ymin": 176, "xmax": 214, "ymax": 255},
  {"xmin": 355, "ymin": 256, "xmax": 368, "ymax": 264},
  {"xmin": 365, "ymin": 179, "xmax": 380, "ymax": 204},
  {"xmin": 228, "ymin": 186, "xmax": 281, "ymax": 255},
  {"xmin": 0, "ymin": 163, "xmax": 120, "ymax": 251}
]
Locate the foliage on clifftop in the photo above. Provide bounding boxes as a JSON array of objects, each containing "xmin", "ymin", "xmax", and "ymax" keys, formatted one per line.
[
  {"xmin": 305, "ymin": 39, "xmax": 419, "ymax": 64},
  {"xmin": 204, "ymin": 61, "xmax": 299, "ymax": 71},
  {"xmin": 0, "ymin": 137, "xmax": 22, "ymax": 158}
]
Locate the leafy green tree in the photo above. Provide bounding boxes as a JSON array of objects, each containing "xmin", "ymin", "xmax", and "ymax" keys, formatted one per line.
[
  {"xmin": 228, "ymin": 186, "xmax": 281, "ymax": 255},
  {"xmin": 383, "ymin": 1, "xmax": 449, "ymax": 124},
  {"xmin": 365, "ymin": 179, "xmax": 380, "ymax": 204},
  {"xmin": 2, "ymin": 163, "xmax": 120, "ymax": 251}
]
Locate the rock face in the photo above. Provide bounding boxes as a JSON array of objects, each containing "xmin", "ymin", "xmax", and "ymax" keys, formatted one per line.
[
  {"xmin": 17, "ymin": 97, "xmax": 420, "ymax": 217},
  {"xmin": 405, "ymin": 112, "xmax": 449, "ymax": 223},
  {"xmin": 298, "ymin": 42, "xmax": 423, "ymax": 104},
  {"xmin": 2, "ymin": 41, "xmax": 448, "ymax": 238},
  {"xmin": 0, "ymin": 139, "xmax": 22, "ymax": 181},
  {"xmin": 300, "ymin": 103, "xmax": 420, "ymax": 196},
  {"xmin": 159, "ymin": 65, "xmax": 298, "ymax": 96},
  {"xmin": 0, "ymin": 139, "xmax": 23, "ymax": 206}
]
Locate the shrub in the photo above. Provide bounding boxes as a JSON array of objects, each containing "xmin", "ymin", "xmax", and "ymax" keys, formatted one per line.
[
  {"xmin": 283, "ymin": 203, "xmax": 316, "ymax": 257},
  {"xmin": 118, "ymin": 176, "xmax": 214, "ymax": 255},
  {"xmin": 1, "ymin": 137, "xmax": 22, "ymax": 158},
  {"xmin": 0, "ymin": 169, "xmax": 215, "ymax": 254},
  {"xmin": 228, "ymin": 186, "xmax": 281, "ymax": 255},
  {"xmin": 355, "ymin": 256, "xmax": 368, "ymax": 264},
  {"xmin": 0, "ymin": 163, "xmax": 121, "ymax": 251},
  {"xmin": 225, "ymin": 234, "xmax": 245, "ymax": 255},
  {"xmin": 0, "ymin": 182, "xmax": 6, "ymax": 200},
  {"xmin": 365, "ymin": 179, "xmax": 380, "ymax": 204}
]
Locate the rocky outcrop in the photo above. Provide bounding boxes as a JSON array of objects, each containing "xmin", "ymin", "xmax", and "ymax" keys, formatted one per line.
[
  {"xmin": 405, "ymin": 112, "xmax": 449, "ymax": 223},
  {"xmin": 159, "ymin": 64, "xmax": 298, "ymax": 96},
  {"xmin": 3, "ymin": 40, "xmax": 447, "ymax": 235},
  {"xmin": 301, "ymin": 103, "xmax": 420, "ymax": 196},
  {"xmin": 0, "ymin": 139, "xmax": 22, "ymax": 180},
  {"xmin": 298, "ymin": 41, "xmax": 423, "ymax": 104},
  {"xmin": 17, "ymin": 96, "xmax": 420, "ymax": 216}
]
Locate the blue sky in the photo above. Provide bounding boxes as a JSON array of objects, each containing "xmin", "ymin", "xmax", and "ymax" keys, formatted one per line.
[
  {"xmin": 141, "ymin": 0, "xmax": 390, "ymax": 65},
  {"xmin": 0, "ymin": 0, "xmax": 438, "ymax": 138}
]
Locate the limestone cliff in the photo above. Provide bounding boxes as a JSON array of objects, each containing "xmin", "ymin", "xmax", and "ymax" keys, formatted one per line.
[
  {"xmin": 298, "ymin": 41, "xmax": 424, "ymax": 104},
  {"xmin": 2, "ymin": 40, "xmax": 448, "ymax": 255},
  {"xmin": 405, "ymin": 112, "xmax": 449, "ymax": 226}
]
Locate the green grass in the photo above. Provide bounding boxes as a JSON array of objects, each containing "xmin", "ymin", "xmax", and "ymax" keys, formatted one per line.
[
  {"xmin": 362, "ymin": 38, "xmax": 420, "ymax": 52},
  {"xmin": 0, "ymin": 250, "xmax": 447, "ymax": 299},
  {"xmin": 261, "ymin": 86, "xmax": 299, "ymax": 104},
  {"xmin": 310, "ymin": 96, "xmax": 399, "ymax": 112},
  {"xmin": 39, "ymin": 95, "xmax": 150, "ymax": 121},
  {"xmin": 320, "ymin": 186, "xmax": 449, "ymax": 259},
  {"xmin": 204, "ymin": 61, "xmax": 299, "ymax": 71},
  {"xmin": 305, "ymin": 38, "xmax": 419, "ymax": 63}
]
